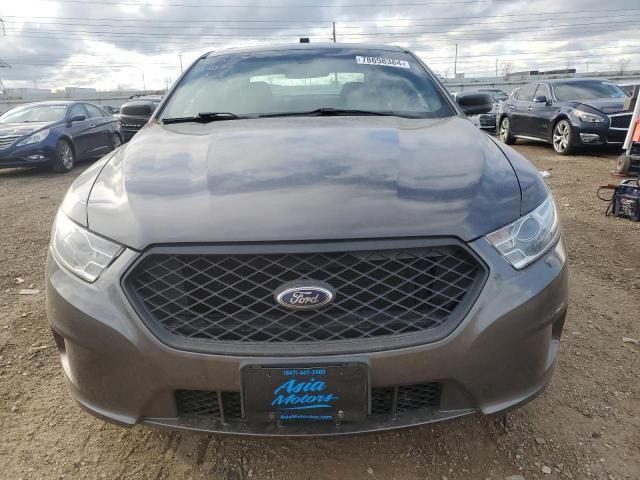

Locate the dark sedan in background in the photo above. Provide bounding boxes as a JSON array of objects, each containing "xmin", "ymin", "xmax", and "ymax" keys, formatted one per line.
[
  {"xmin": 116, "ymin": 95, "xmax": 162, "ymax": 141},
  {"xmin": 454, "ymin": 91, "xmax": 499, "ymax": 133},
  {"xmin": 0, "ymin": 101, "xmax": 122, "ymax": 172},
  {"xmin": 498, "ymin": 79, "xmax": 632, "ymax": 155}
]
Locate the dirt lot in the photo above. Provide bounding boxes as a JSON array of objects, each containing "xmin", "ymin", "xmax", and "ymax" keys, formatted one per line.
[{"xmin": 1, "ymin": 142, "xmax": 639, "ymax": 480}]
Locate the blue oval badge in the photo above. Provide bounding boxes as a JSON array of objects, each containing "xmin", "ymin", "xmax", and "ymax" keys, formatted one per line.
[{"xmin": 274, "ymin": 282, "xmax": 335, "ymax": 311}]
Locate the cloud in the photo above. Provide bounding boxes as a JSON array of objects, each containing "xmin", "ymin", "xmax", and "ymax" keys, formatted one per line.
[{"xmin": 1, "ymin": 0, "xmax": 639, "ymax": 90}]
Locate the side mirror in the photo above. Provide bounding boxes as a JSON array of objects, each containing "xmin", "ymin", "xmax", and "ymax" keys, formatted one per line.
[
  {"xmin": 68, "ymin": 114, "xmax": 86, "ymax": 124},
  {"xmin": 456, "ymin": 93, "xmax": 494, "ymax": 116},
  {"xmin": 533, "ymin": 95, "xmax": 550, "ymax": 105}
]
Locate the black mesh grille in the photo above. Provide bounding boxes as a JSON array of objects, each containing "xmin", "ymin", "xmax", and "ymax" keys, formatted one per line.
[
  {"xmin": 175, "ymin": 390, "xmax": 243, "ymax": 420},
  {"xmin": 396, "ymin": 383, "xmax": 441, "ymax": 413},
  {"xmin": 371, "ymin": 383, "xmax": 441, "ymax": 416},
  {"xmin": 371, "ymin": 387, "xmax": 395, "ymax": 415},
  {"xmin": 126, "ymin": 245, "xmax": 483, "ymax": 346},
  {"xmin": 610, "ymin": 114, "xmax": 632, "ymax": 129},
  {"xmin": 175, "ymin": 390, "xmax": 220, "ymax": 417},
  {"xmin": 175, "ymin": 384, "xmax": 441, "ymax": 421},
  {"xmin": 221, "ymin": 392, "xmax": 243, "ymax": 420}
]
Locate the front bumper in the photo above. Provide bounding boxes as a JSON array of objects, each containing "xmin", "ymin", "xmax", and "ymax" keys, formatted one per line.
[
  {"xmin": 0, "ymin": 144, "xmax": 56, "ymax": 168},
  {"xmin": 46, "ymin": 237, "xmax": 568, "ymax": 436},
  {"xmin": 571, "ymin": 123, "xmax": 628, "ymax": 146}
]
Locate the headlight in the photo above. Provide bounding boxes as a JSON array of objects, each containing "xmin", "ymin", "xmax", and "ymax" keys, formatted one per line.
[
  {"xmin": 485, "ymin": 195, "xmax": 561, "ymax": 269},
  {"xmin": 51, "ymin": 211, "xmax": 123, "ymax": 282},
  {"xmin": 572, "ymin": 109, "xmax": 605, "ymax": 123},
  {"xmin": 17, "ymin": 128, "xmax": 50, "ymax": 146}
]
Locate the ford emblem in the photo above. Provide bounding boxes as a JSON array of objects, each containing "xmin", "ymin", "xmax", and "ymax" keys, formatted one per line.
[{"xmin": 274, "ymin": 281, "xmax": 335, "ymax": 311}]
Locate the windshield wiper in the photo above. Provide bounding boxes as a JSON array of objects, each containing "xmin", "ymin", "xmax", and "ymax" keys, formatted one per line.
[
  {"xmin": 258, "ymin": 108, "xmax": 410, "ymax": 118},
  {"xmin": 162, "ymin": 112, "xmax": 243, "ymax": 124}
]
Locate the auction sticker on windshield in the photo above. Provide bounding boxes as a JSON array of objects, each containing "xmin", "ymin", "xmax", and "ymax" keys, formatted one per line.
[{"xmin": 356, "ymin": 56, "xmax": 411, "ymax": 69}]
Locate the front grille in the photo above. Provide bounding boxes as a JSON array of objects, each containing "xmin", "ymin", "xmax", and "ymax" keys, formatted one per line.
[
  {"xmin": 609, "ymin": 113, "xmax": 632, "ymax": 129},
  {"xmin": 0, "ymin": 135, "xmax": 20, "ymax": 149},
  {"xmin": 479, "ymin": 114, "xmax": 497, "ymax": 127},
  {"xmin": 175, "ymin": 390, "xmax": 220, "ymax": 417},
  {"xmin": 371, "ymin": 383, "xmax": 441, "ymax": 416},
  {"xmin": 607, "ymin": 132, "xmax": 627, "ymax": 144},
  {"xmin": 175, "ymin": 383, "xmax": 441, "ymax": 421},
  {"xmin": 125, "ymin": 244, "xmax": 484, "ymax": 350},
  {"xmin": 175, "ymin": 390, "xmax": 241, "ymax": 420}
]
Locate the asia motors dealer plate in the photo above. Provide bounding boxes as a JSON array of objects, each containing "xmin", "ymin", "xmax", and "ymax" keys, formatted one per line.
[{"xmin": 242, "ymin": 364, "xmax": 368, "ymax": 423}]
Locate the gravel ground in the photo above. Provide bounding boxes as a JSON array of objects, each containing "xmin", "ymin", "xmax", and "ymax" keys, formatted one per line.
[{"xmin": 1, "ymin": 141, "xmax": 639, "ymax": 480}]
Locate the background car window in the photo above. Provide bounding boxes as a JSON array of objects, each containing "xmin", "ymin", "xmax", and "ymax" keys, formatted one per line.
[
  {"xmin": 0, "ymin": 105, "xmax": 67, "ymax": 123},
  {"xmin": 68, "ymin": 104, "xmax": 87, "ymax": 119},
  {"xmin": 84, "ymin": 104, "xmax": 107, "ymax": 118},
  {"xmin": 536, "ymin": 84, "xmax": 551, "ymax": 99},
  {"xmin": 516, "ymin": 84, "xmax": 538, "ymax": 102},
  {"xmin": 552, "ymin": 81, "xmax": 628, "ymax": 101},
  {"xmin": 162, "ymin": 49, "xmax": 455, "ymax": 119}
]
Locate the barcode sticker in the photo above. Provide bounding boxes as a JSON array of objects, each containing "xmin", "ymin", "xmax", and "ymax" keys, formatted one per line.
[{"xmin": 356, "ymin": 56, "xmax": 411, "ymax": 69}]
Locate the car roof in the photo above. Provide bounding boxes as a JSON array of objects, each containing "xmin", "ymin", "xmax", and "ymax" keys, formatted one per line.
[
  {"xmin": 204, "ymin": 43, "xmax": 409, "ymax": 58},
  {"xmin": 18, "ymin": 100, "xmax": 75, "ymax": 107},
  {"xmin": 541, "ymin": 78, "xmax": 618, "ymax": 85}
]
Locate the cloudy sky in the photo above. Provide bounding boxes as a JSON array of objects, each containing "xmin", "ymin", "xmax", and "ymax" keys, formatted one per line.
[{"xmin": 0, "ymin": 0, "xmax": 639, "ymax": 91}]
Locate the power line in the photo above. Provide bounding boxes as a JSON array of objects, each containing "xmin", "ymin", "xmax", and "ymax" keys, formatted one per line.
[
  {"xmin": 21, "ymin": 0, "xmax": 513, "ymax": 8},
  {"xmin": 7, "ymin": 12, "xmax": 640, "ymax": 31},
  {"xmin": 5, "ymin": 30, "xmax": 635, "ymax": 46},
  {"xmin": 6, "ymin": 19, "xmax": 639, "ymax": 39},
  {"xmin": 5, "ymin": 7, "xmax": 640, "ymax": 23}
]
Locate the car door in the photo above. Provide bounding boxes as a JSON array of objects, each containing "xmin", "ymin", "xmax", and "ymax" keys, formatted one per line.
[
  {"xmin": 528, "ymin": 84, "xmax": 558, "ymax": 140},
  {"xmin": 83, "ymin": 103, "xmax": 113, "ymax": 156},
  {"xmin": 509, "ymin": 83, "xmax": 537, "ymax": 135},
  {"xmin": 65, "ymin": 103, "xmax": 93, "ymax": 159}
]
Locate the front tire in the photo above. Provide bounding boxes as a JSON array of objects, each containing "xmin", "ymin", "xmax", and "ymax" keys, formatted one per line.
[
  {"xmin": 552, "ymin": 120, "xmax": 574, "ymax": 155},
  {"xmin": 51, "ymin": 139, "xmax": 75, "ymax": 173},
  {"xmin": 499, "ymin": 117, "xmax": 516, "ymax": 145}
]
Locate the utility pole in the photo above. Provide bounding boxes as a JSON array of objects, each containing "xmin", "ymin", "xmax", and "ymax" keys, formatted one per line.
[
  {"xmin": 454, "ymin": 44, "xmax": 458, "ymax": 78},
  {"xmin": 142, "ymin": 72, "xmax": 146, "ymax": 92},
  {"xmin": 33, "ymin": 79, "xmax": 37, "ymax": 88},
  {"xmin": 0, "ymin": 19, "xmax": 5, "ymax": 36},
  {"xmin": 495, "ymin": 58, "xmax": 498, "ymax": 77},
  {"xmin": 332, "ymin": 22, "xmax": 336, "ymax": 43},
  {"xmin": 179, "ymin": 54, "xmax": 183, "ymax": 73}
]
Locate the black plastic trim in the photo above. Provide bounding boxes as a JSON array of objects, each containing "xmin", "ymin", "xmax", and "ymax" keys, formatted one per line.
[{"xmin": 120, "ymin": 237, "xmax": 489, "ymax": 357}]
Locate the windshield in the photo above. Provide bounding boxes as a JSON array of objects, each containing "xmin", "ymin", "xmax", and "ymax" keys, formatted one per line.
[
  {"xmin": 161, "ymin": 48, "xmax": 455, "ymax": 119},
  {"xmin": 553, "ymin": 81, "xmax": 628, "ymax": 101},
  {"xmin": 0, "ymin": 104, "xmax": 67, "ymax": 123}
]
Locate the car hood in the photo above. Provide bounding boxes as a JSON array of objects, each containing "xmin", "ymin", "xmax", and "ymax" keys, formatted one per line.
[
  {"xmin": 0, "ymin": 121, "xmax": 52, "ymax": 137},
  {"xmin": 572, "ymin": 98, "xmax": 630, "ymax": 114},
  {"xmin": 87, "ymin": 116, "xmax": 525, "ymax": 250}
]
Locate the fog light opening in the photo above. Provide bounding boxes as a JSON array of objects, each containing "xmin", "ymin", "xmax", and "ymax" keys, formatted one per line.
[{"xmin": 579, "ymin": 133, "xmax": 600, "ymax": 143}]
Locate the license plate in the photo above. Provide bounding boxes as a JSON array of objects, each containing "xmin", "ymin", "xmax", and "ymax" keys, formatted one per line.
[{"xmin": 242, "ymin": 364, "xmax": 368, "ymax": 423}]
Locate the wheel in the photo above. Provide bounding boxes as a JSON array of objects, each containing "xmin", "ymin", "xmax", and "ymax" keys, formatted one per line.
[
  {"xmin": 51, "ymin": 139, "xmax": 75, "ymax": 173},
  {"xmin": 552, "ymin": 120, "xmax": 574, "ymax": 155},
  {"xmin": 111, "ymin": 133, "xmax": 123, "ymax": 150},
  {"xmin": 615, "ymin": 154, "xmax": 631, "ymax": 175},
  {"xmin": 499, "ymin": 117, "xmax": 516, "ymax": 145}
]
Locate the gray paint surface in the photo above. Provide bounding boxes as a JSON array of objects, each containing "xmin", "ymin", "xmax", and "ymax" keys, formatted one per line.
[{"xmin": 85, "ymin": 116, "xmax": 529, "ymax": 250}]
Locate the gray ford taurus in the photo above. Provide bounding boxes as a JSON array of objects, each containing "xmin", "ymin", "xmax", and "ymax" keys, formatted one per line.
[{"xmin": 46, "ymin": 44, "xmax": 568, "ymax": 436}]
